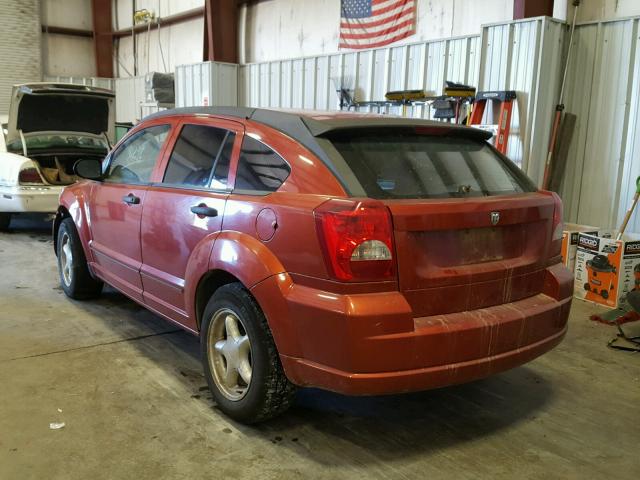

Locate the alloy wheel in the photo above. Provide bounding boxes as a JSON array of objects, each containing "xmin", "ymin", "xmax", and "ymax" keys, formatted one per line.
[
  {"xmin": 59, "ymin": 232, "xmax": 73, "ymax": 287},
  {"xmin": 208, "ymin": 308, "xmax": 253, "ymax": 401}
]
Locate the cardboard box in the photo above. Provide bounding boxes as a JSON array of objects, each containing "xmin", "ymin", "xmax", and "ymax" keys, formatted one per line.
[
  {"xmin": 561, "ymin": 223, "xmax": 601, "ymax": 271},
  {"xmin": 574, "ymin": 231, "xmax": 640, "ymax": 308}
]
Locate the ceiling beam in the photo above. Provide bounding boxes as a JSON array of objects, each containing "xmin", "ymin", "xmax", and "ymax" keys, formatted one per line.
[{"xmin": 41, "ymin": 25, "xmax": 94, "ymax": 38}]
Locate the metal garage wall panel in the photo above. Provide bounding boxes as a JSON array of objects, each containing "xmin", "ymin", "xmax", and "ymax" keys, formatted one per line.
[
  {"xmin": 269, "ymin": 62, "xmax": 281, "ymax": 108},
  {"xmin": 389, "ymin": 46, "xmax": 408, "ymax": 91},
  {"xmin": 175, "ymin": 62, "xmax": 238, "ymax": 109},
  {"xmin": 291, "ymin": 59, "xmax": 304, "ymax": 108},
  {"xmin": 315, "ymin": 56, "xmax": 330, "ymax": 110},
  {"xmin": 560, "ymin": 25, "xmax": 598, "ymax": 222},
  {"xmin": 114, "ymin": 76, "xmax": 146, "ymax": 123},
  {"xmin": 479, "ymin": 18, "xmax": 564, "ymax": 172},
  {"xmin": 328, "ymin": 55, "xmax": 344, "ymax": 110},
  {"xmin": 406, "ymin": 44, "xmax": 425, "ymax": 89},
  {"xmin": 621, "ymin": 28, "xmax": 640, "ymax": 233},
  {"xmin": 525, "ymin": 19, "xmax": 565, "ymax": 183},
  {"xmin": 356, "ymin": 51, "xmax": 374, "ymax": 109},
  {"xmin": 561, "ymin": 18, "xmax": 640, "ymax": 229},
  {"xmin": 480, "ymin": 23, "xmax": 512, "ymax": 90},
  {"xmin": 281, "ymin": 60, "xmax": 293, "ymax": 108},
  {"xmin": 236, "ymin": 18, "xmax": 560, "ymax": 169},
  {"xmin": 238, "ymin": 65, "xmax": 249, "ymax": 107},
  {"xmin": 238, "ymin": 32, "xmax": 483, "ymax": 116},
  {"xmin": 371, "ymin": 49, "xmax": 388, "ymax": 103},
  {"xmin": 468, "ymin": 36, "xmax": 481, "ymax": 87},
  {"xmin": 258, "ymin": 63, "xmax": 270, "ymax": 108},
  {"xmin": 303, "ymin": 58, "xmax": 316, "ymax": 109}
]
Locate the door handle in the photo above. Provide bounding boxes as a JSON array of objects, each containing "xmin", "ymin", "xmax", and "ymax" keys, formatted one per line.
[
  {"xmin": 191, "ymin": 204, "xmax": 218, "ymax": 217},
  {"xmin": 122, "ymin": 194, "xmax": 140, "ymax": 205}
]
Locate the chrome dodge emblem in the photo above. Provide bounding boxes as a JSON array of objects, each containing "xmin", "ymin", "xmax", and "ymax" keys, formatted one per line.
[{"xmin": 490, "ymin": 211, "xmax": 500, "ymax": 225}]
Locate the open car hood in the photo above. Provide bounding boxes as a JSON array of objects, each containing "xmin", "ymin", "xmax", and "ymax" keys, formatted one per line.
[{"xmin": 6, "ymin": 83, "xmax": 115, "ymax": 147}]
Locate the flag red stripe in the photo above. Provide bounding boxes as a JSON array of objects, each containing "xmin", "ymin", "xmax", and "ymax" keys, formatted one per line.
[
  {"xmin": 340, "ymin": 6, "xmax": 415, "ymax": 29},
  {"xmin": 340, "ymin": 18, "xmax": 415, "ymax": 39},
  {"xmin": 339, "ymin": 28, "xmax": 414, "ymax": 49},
  {"xmin": 369, "ymin": 0, "xmax": 412, "ymax": 17}
]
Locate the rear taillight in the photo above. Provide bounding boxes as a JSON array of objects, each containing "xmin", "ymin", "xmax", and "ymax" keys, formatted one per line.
[
  {"xmin": 551, "ymin": 192, "xmax": 563, "ymax": 257},
  {"xmin": 314, "ymin": 199, "xmax": 395, "ymax": 282},
  {"xmin": 18, "ymin": 167, "xmax": 44, "ymax": 185}
]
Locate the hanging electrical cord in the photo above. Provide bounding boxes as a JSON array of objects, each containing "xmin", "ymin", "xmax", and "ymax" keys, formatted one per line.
[
  {"xmin": 147, "ymin": 21, "xmax": 151, "ymax": 74},
  {"xmin": 157, "ymin": 20, "xmax": 168, "ymax": 73}
]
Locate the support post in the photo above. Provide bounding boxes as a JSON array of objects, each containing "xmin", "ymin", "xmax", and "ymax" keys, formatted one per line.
[
  {"xmin": 203, "ymin": 0, "xmax": 238, "ymax": 63},
  {"xmin": 92, "ymin": 0, "xmax": 114, "ymax": 77},
  {"xmin": 513, "ymin": 0, "xmax": 554, "ymax": 19}
]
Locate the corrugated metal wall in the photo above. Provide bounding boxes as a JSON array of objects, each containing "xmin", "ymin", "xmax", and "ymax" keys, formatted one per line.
[
  {"xmin": 238, "ymin": 17, "xmax": 565, "ymax": 172},
  {"xmin": 561, "ymin": 17, "xmax": 640, "ymax": 230},
  {"xmin": 239, "ymin": 34, "xmax": 480, "ymax": 117},
  {"xmin": 175, "ymin": 61, "xmax": 239, "ymax": 108},
  {"xmin": 478, "ymin": 18, "xmax": 564, "ymax": 178},
  {"xmin": 114, "ymin": 76, "xmax": 147, "ymax": 123}
]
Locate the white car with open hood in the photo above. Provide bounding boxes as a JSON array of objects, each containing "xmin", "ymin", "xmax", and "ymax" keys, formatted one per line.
[{"xmin": 0, "ymin": 83, "xmax": 114, "ymax": 230}]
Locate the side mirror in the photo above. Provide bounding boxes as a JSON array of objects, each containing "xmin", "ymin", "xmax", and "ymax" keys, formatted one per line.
[{"xmin": 74, "ymin": 159, "xmax": 103, "ymax": 181}]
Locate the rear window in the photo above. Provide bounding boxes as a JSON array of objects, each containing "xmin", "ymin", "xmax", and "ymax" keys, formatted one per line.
[{"xmin": 329, "ymin": 131, "xmax": 536, "ymax": 199}]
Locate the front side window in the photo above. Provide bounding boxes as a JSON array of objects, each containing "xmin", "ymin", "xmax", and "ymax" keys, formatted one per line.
[
  {"xmin": 329, "ymin": 129, "xmax": 536, "ymax": 199},
  {"xmin": 235, "ymin": 136, "xmax": 290, "ymax": 192},
  {"xmin": 104, "ymin": 124, "xmax": 170, "ymax": 184},
  {"xmin": 162, "ymin": 124, "xmax": 235, "ymax": 189}
]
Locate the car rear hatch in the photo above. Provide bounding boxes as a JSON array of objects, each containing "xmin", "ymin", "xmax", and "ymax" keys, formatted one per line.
[
  {"xmin": 5, "ymin": 83, "xmax": 115, "ymax": 147},
  {"xmin": 386, "ymin": 193, "xmax": 554, "ymax": 316},
  {"xmin": 322, "ymin": 124, "xmax": 558, "ymax": 317}
]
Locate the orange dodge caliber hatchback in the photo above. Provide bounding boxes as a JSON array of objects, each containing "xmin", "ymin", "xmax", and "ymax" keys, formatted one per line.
[{"xmin": 54, "ymin": 107, "xmax": 573, "ymax": 423}]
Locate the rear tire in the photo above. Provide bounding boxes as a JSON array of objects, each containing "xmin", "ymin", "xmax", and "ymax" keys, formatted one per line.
[
  {"xmin": 601, "ymin": 289, "xmax": 609, "ymax": 299},
  {"xmin": 0, "ymin": 213, "xmax": 11, "ymax": 231},
  {"xmin": 201, "ymin": 283, "xmax": 297, "ymax": 423},
  {"xmin": 57, "ymin": 218, "xmax": 103, "ymax": 299},
  {"xmin": 584, "ymin": 282, "xmax": 590, "ymax": 291}
]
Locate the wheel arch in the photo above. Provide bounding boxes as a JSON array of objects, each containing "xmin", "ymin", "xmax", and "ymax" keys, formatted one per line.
[
  {"xmin": 53, "ymin": 206, "xmax": 71, "ymax": 255},
  {"xmin": 194, "ymin": 269, "xmax": 244, "ymax": 331}
]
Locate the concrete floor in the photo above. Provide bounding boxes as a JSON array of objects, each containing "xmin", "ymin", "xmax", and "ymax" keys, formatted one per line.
[{"xmin": 1, "ymin": 216, "xmax": 639, "ymax": 480}]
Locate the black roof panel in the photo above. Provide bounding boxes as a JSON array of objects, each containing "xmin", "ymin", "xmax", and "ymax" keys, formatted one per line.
[{"xmin": 145, "ymin": 107, "xmax": 493, "ymax": 195}]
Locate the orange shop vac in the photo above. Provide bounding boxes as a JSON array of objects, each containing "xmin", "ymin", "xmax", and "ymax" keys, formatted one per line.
[{"xmin": 584, "ymin": 254, "xmax": 617, "ymax": 299}]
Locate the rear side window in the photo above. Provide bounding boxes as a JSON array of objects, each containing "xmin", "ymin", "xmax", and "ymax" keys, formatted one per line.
[
  {"xmin": 329, "ymin": 131, "xmax": 535, "ymax": 199},
  {"xmin": 163, "ymin": 124, "xmax": 235, "ymax": 189},
  {"xmin": 234, "ymin": 136, "xmax": 290, "ymax": 192}
]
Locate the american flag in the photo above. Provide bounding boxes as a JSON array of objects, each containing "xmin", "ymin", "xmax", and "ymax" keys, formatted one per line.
[{"xmin": 339, "ymin": 0, "xmax": 416, "ymax": 50}]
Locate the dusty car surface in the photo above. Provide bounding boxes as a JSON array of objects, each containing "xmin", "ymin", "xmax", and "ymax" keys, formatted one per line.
[
  {"xmin": 0, "ymin": 83, "xmax": 114, "ymax": 230},
  {"xmin": 54, "ymin": 107, "xmax": 573, "ymax": 423}
]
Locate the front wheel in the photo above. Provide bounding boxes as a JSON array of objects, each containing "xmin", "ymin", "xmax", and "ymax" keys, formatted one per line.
[
  {"xmin": 201, "ymin": 283, "xmax": 296, "ymax": 423},
  {"xmin": 57, "ymin": 218, "xmax": 103, "ymax": 299}
]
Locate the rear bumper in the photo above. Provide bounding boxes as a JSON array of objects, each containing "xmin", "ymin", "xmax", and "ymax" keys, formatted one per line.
[
  {"xmin": 253, "ymin": 262, "xmax": 573, "ymax": 395},
  {"xmin": 280, "ymin": 323, "xmax": 567, "ymax": 396},
  {"xmin": 0, "ymin": 185, "xmax": 62, "ymax": 213}
]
